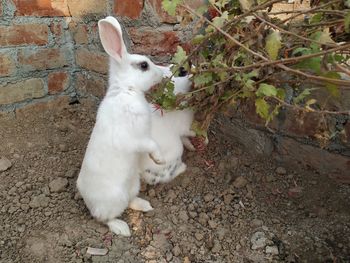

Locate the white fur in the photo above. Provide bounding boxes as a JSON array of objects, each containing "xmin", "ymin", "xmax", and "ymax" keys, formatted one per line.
[
  {"xmin": 140, "ymin": 65, "xmax": 195, "ymax": 185},
  {"xmin": 77, "ymin": 16, "xmax": 164, "ymax": 236}
]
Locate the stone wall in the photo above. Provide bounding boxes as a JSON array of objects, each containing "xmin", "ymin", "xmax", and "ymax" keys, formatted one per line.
[{"xmin": 0, "ymin": 0, "xmax": 200, "ymax": 111}]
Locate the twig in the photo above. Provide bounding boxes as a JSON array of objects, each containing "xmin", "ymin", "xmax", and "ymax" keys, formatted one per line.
[
  {"xmin": 268, "ymin": 9, "xmax": 346, "ymax": 16},
  {"xmin": 295, "ymin": 19, "xmax": 344, "ymax": 28},
  {"xmin": 277, "ymin": 0, "xmax": 342, "ymax": 25},
  {"xmin": 253, "ymin": 13, "xmax": 338, "ymax": 47},
  {"xmin": 199, "ymin": 43, "xmax": 350, "ymax": 72},
  {"xmin": 272, "ymin": 96, "xmax": 350, "ymax": 115},
  {"xmin": 276, "ymin": 63, "xmax": 350, "ymax": 87}
]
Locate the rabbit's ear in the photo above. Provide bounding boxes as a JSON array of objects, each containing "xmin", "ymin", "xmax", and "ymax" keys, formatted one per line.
[{"xmin": 98, "ymin": 16, "xmax": 127, "ymax": 62}]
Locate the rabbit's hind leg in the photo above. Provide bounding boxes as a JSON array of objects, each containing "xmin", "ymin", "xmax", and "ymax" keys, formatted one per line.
[
  {"xmin": 107, "ymin": 219, "xmax": 131, "ymax": 236},
  {"xmin": 129, "ymin": 197, "xmax": 153, "ymax": 212}
]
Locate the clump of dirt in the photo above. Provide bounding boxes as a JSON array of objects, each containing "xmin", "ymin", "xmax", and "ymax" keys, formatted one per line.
[{"xmin": 0, "ymin": 98, "xmax": 349, "ymax": 263}]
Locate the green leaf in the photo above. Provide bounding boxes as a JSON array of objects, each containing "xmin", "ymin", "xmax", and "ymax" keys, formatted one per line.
[
  {"xmin": 292, "ymin": 47, "xmax": 311, "ymax": 56},
  {"xmin": 256, "ymin": 83, "xmax": 277, "ymax": 97},
  {"xmin": 171, "ymin": 46, "xmax": 187, "ymax": 65},
  {"xmin": 255, "ymin": 98, "xmax": 270, "ymax": 119},
  {"xmin": 293, "ymin": 88, "xmax": 316, "ymax": 104},
  {"xmin": 295, "ymin": 57, "xmax": 322, "ymax": 74},
  {"xmin": 162, "ymin": 0, "xmax": 182, "ymax": 16},
  {"xmin": 323, "ymin": 72, "xmax": 341, "ymax": 97},
  {"xmin": 276, "ymin": 88, "xmax": 286, "ymax": 100},
  {"xmin": 265, "ymin": 31, "xmax": 282, "ymax": 60},
  {"xmin": 310, "ymin": 13, "xmax": 323, "ymax": 24},
  {"xmin": 345, "ymin": 12, "xmax": 350, "ymax": 33},
  {"xmin": 212, "ymin": 11, "xmax": 229, "ymax": 28},
  {"xmin": 192, "ymin": 34, "xmax": 205, "ymax": 45},
  {"xmin": 194, "ymin": 72, "xmax": 213, "ymax": 86},
  {"xmin": 191, "ymin": 121, "xmax": 208, "ymax": 138}
]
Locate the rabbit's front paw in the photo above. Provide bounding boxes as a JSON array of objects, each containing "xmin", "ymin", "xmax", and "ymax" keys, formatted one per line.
[{"xmin": 149, "ymin": 152, "xmax": 165, "ymax": 165}]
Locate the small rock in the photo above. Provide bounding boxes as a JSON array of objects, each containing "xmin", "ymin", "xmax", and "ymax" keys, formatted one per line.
[
  {"xmin": 276, "ymin": 167, "xmax": 287, "ymax": 175},
  {"xmin": 172, "ymin": 245, "xmax": 181, "ymax": 257},
  {"xmin": 198, "ymin": 212, "xmax": 209, "ymax": 226},
  {"xmin": 265, "ymin": 245, "xmax": 279, "ymax": 255},
  {"xmin": 233, "ymin": 176, "xmax": 248, "ymax": 188},
  {"xmin": 148, "ymin": 189, "xmax": 156, "ymax": 198},
  {"xmin": 29, "ymin": 194, "xmax": 50, "ymax": 208},
  {"xmin": 0, "ymin": 157, "xmax": 12, "ymax": 172},
  {"xmin": 204, "ymin": 193, "xmax": 214, "ymax": 202},
  {"xmin": 251, "ymin": 219, "xmax": 263, "ymax": 228},
  {"xmin": 59, "ymin": 143, "xmax": 68, "ymax": 152},
  {"xmin": 178, "ymin": 211, "xmax": 189, "ymax": 222},
  {"xmin": 64, "ymin": 169, "xmax": 77, "ymax": 178},
  {"xmin": 166, "ymin": 252, "xmax": 173, "ymax": 261},
  {"xmin": 195, "ymin": 232, "xmax": 204, "ymax": 241},
  {"xmin": 211, "ymin": 240, "xmax": 222, "ymax": 253},
  {"xmin": 251, "ymin": 231, "xmax": 267, "ymax": 250},
  {"xmin": 49, "ymin": 177, "xmax": 68, "ymax": 193},
  {"xmin": 208, "ymin": 220, "xmax": 217, "ymax": 229},
  {"xmin": 223, "ymin": 194, "xmax": 234, "ymax": 205}
]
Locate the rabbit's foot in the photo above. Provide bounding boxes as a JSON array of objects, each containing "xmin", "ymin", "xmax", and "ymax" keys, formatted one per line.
[
  {"xmin": 107, "ymin": 219, "xmax": 131, "ymax": 236},
  {"xmin": 129, "ymin": 197, "xmax": 153, "ymax": 212},
  {"xmin": 149, "ymin": 152, "xmax": 165, "ymax": 165}
]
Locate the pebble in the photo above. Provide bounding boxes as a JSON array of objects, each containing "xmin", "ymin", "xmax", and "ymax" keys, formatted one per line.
[
  {"xmin": 211, "ymin": 240, "xmax": 222, "ymax": 253},
  {"xmin": 178, "ymin": 211, "xmax": 189, "ymax": 222},
  {"xmin": 208, "ymin": 220, "xmax": 217, "ymax": 229},
  {"xmin": 223, "ymin": 194, "xmax": 234, "ymax": 205},
  {"xmin": 0, "ymin": 157, "xmax": 12, "ymax": 172},
  {"xmin": 172, "ymin": 245, "xmax": 181, "ymax": 257},
  {"xmin": 195, "ymin": 232, "xmax": 204, "ymax": 241},
  {"xmin": 148, "ymin": 189, "xmax": 156, "ymax": 198},
  {"xmin": 49, "ymin": 177, "xmax": 68, "ymax": 193},
  {"xmin": 233, "ymin": 176, "xmax": 248, "ymax": 188},
  {"xmin": 276, "ymin": 167, "xmax": 287, "ymax": 175},
  {"xmin": 265, "ymin": 245, "xmax": 279, "ymax": 255},
  {"xmin": 204, "ymin": 193, "xmax": 214, "ymax": 202},
  {"xmin": 29, "ymin": 194, "xmax": 50, "ymax": 208},
  {"xmin": 198, "ymin": 212, "xmax": 209, "ymax": 226},
  {"xmin": 251, "ymin": 231, "xmax": 267, "ymax": 250},
  {"xmin": 64, "ymin": 169, "xmax": 77, "ymax": 178},
  {"xmin": 251, "ymin": 219, "xmax": 263, "ymax": 228},
  {"xmin": 59, "ymin": 144, "xmax": 68, "ymax": 152}
]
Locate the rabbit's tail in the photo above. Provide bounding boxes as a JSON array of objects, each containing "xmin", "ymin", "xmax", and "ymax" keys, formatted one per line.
[{"xmin": 141, "ymin": 158, "xmax": 187, "ymax": 185}]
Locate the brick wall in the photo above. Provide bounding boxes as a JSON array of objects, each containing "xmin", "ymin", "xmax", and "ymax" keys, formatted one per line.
[{"xmin": 0, "ymin": 0, "xmax": 201, "ymax": 111}]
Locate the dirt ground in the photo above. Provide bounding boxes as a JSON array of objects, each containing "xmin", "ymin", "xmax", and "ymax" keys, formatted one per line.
[{"xmin": 0, "ymin": 98, "xmax": 349, "ymax": 263}]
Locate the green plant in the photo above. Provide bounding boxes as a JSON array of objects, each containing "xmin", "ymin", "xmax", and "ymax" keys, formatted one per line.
[{"xmin": 153, "ymin": 0, "xmax": 350, "ymax": 140}]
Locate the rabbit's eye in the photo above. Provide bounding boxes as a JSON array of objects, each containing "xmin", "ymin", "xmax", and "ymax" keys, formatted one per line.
[{"xmin": 139, "ymin": 61, "xmax": 149, "ymax": 71}]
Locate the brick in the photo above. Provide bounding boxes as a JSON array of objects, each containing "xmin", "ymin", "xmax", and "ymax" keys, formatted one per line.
[
  {"xmin": 114, "ymin": 0, "xmax": 144, "ymax": 19},
  {"xmin": 128, "ymin": 27, "xmax": 180, "ymax": 56},
  {"xmin": 0, "ymin": 24, "xmax": 48, "ymax": 47},
  {"xmin": 48, "ymin": 71, "xmax": 70, "ymax": 94},
  {"xmin": 0, "ymin": 52, "xmax": 16, "ymax": 77},
  {"xmin": 67, "ymin": 0, "xmax": 107, "ymax": 17},
  {"xmin": 0, "ymin": 79, "xmax": 45, "ymax": 105},
  {"xmin": 148, "ymin": 0, "xmax": 205, "ymax": 23},
  {"xmin": 18, "ymin": 48, "xmax": 69, "ymax": 72},
  {"xmin": 13, "ymin": 0, "xmax": 70, "ymax": 17},
  {"xmin": 75, "ymin": 72, "xmax": 107, "ymax": 98},
  {"xmin": 75, "ymin": 48, "xmax": 108, "ymax": 74},
  {"xmin": 15, "ymin": 96, "xmax": 71, "ymax": 117},
  {"xmin": 68, "ymin": 22, "xmax": 88, "ymax": 44}
]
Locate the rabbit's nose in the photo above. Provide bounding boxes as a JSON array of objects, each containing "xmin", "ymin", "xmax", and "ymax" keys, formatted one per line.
[{"xmin": 178, "ymin": 67, "xmax": 188, "ymax": 77}]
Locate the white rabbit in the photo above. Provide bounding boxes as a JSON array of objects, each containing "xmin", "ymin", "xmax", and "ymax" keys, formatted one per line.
[
  {"xmin": 76, "ymin": 16, "xmax": 165, "ymax": 236},
  {"xmin": 140, "ymin": 65, "xmax": 195, "ymax": 185}
]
